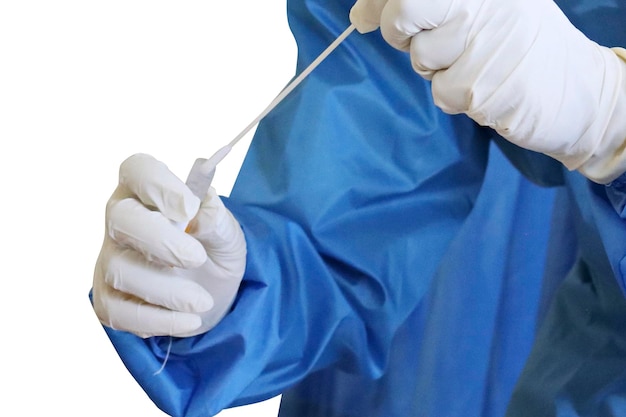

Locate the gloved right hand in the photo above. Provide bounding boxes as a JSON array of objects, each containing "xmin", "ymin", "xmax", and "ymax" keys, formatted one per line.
[
  {"xmin": 92, "ymin": 153, "xmax": 247, "ymax": 338},
  {"xmin": 350, "ymin": 0, "xmax": 626, "ymax": 184}
]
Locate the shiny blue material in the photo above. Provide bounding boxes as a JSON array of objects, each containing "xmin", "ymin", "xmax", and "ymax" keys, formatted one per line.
[
  {"xmin": 485, "ymin": 2, "xmax": 626, "ymax": 416},
  {"xmin": 97, "ymin": 0, "xmax": 626, "ymax": 416}
]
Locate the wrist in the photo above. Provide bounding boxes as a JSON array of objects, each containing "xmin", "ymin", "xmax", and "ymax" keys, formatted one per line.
[{"xmin": 576, "ymin": 47, "xmax": 626, "ymax": 183}]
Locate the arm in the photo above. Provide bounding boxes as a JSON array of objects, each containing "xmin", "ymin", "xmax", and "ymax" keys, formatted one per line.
[
  {"xmin": 350, "ymin": 0, "xmax": 626, "ymax": 185},
  {"xmin": 93, "ymin": 3, "xmax": 494, "ymax": 414}
]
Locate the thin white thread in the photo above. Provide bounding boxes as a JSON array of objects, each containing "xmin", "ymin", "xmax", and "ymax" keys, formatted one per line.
[{"xmin": 153, "ymin": 336, "xmax": 173, "ymax": 376}]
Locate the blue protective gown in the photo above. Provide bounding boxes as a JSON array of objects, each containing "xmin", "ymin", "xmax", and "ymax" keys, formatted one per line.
[
  {"xmin": 96, "ymin": 0, "xmax": 626, "ymax": 416},
  {"xmin": 502, "ymin": 2, "xmax": 626, "ymax": 416}
]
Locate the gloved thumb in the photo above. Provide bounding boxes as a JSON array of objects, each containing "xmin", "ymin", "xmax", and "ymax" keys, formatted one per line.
[
  {"xmin": 350, "ymin": 0, "xmax": 388, "ymax": 34},
  {"xmin": 186, "ymin": 187, "xmax": 247, "ymax": 281},
  {"xmin": 172, "ymin": 187, "xmax": 246, "ymax": 334}
]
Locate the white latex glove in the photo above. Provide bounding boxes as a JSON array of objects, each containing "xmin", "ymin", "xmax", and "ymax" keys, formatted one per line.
[
  {"xmin": 92, "ymin": 154, "xmax": 246, "ymax": 338},
  {"xmin": 350, "ymin": 0, "xmax": 626, "ymax": 183}
]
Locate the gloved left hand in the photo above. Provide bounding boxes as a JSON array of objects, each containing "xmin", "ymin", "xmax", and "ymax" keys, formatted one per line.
[
  {"xmin": 92, "ymin": 153, "xmax": 247, "ymax": 338},
  {"xmin": 350, "ymin": 0, "xmax": 626, "ymax": 184}
]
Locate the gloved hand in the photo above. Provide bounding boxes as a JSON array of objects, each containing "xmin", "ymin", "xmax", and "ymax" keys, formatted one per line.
[
  {"xmin": 92, "ymin": 153, "xmax": 246, "ymax": 338},
  {"xmin": 350, "ymin": 0, "xmax": 626, "ymax": 183}
]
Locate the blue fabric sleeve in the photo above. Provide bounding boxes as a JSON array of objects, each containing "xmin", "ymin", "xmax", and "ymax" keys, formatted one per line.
[
  {"xmin": 99, "ymin": 1, "xmax": 494, "ymax": 415},
  {"xmin": 95, "ymin": 2, "xmax": 626, "ymax": 417},
  {"xmin": 490, "ymin": 134, "xmax": 564, "ymax": 187},
  {"xmin": 606, "ymin": 172, "xmax": 626, "ymax": 217},
  {"xmin": 503, "ymin": 2, "xmax": 626, "ymax": 414},
  {"xmin": 556, "ymin": 0, "xmax": 626, "ymax": 290}
]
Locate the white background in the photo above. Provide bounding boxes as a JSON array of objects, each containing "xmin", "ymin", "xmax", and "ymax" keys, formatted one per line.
[{"xmin": 1, "ymin": 1, "xmax": 296, "ymax": 416}]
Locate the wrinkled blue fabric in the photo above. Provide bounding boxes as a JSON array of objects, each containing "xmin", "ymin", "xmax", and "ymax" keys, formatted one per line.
[
  {"xmin": 95, "ymin": 0, "xmax": 626, "ymax": 416},
  {"xmin": 499, "ymin": 1, "xmax": 626, "ymax": 416}
]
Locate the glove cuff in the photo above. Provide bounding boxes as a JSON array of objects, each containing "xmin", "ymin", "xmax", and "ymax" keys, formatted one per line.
[{"xmin": 576, "ymin": 47, "xmax": 626, "ymax": 183}]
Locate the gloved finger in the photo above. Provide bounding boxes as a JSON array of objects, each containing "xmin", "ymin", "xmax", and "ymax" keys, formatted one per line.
[
  {"xmin": 408, "ymin": 16, "xmax": 471, "ymax": 79},
  {"xmin": 101, "ymin": 244, "xmax": 214, "ymax": 313},
  {"xmin": 187, "ymin": 188, "xmax": 247, "ymax": 281},
  {"xmin": 430, "ymin": 66, "xmax": 474, "ymax": 115},
  {"xmin": 429, "ymin": 31, "xmax": 504, "ymax": 116},
  {"xmin": 108, "ymin": 196, "xmax": 208, "ymax": 268},
  {"xmin": 379, "ymin": 0, "xmax": 454, "ymax": 51},
  {"xmin": 349, "ymin": 0, "xmax": 388, "ymax": 34},
  {"xmin": 119, "ymin": 153, "xmax": 200, "ymax": 223},
  {"xmin": 93, "ymin": 280, "xmax": 204, "ymax": 338}
]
